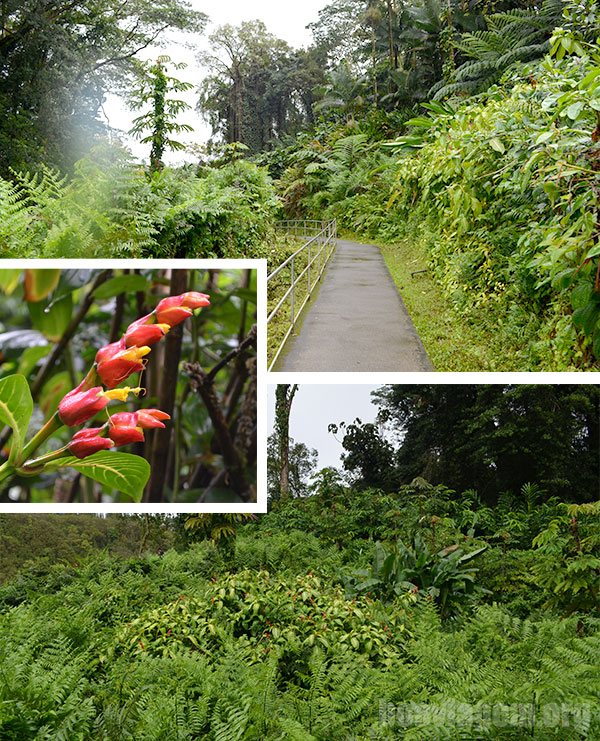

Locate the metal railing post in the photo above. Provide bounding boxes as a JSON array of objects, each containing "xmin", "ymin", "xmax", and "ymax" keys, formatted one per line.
[
  {"xmin": 290, "ymin": 257, "xmax": 295, "ymax": 327},
  {"xmin": 268, "ymin": 219, "xmax": 338, "ymax": 370}
]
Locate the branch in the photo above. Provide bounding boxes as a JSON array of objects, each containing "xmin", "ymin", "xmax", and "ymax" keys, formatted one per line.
[{"xmin": 144, "ymin": 270, "xmax": 188, "ymax": 503}]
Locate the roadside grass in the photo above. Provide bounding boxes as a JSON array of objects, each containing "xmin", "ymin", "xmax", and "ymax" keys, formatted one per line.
[{"xmin": 342, "ymin": 232, "xmax": 526, "ymax": 371}]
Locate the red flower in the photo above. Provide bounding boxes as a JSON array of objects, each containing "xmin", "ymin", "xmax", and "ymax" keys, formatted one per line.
[
  {"xmin": 108, "ymin": 412, "xmax": 144, "ymax": 446},
  {"xmin": 136, "ymin": 409, "xmax": 170, "ymax": 429},
  {"xmin": 68, "ymin": 428, "xmax": 113, "ymax": 459},
  {"xmin": 155, "ymin": 292, "xmax": 210, "ymax": 327},
  {"xmin": 108, "ymin": 409, "xmax": 170, "ymax": 446},
  {"xmin": 95, "ymin": 340, "xmax": 151, "ymax": 389},
  {"xmin": 124, "ymin": 313, "xmax": 170, "ymax": 348},
  {"xmin": 58, "ymin": 380, "xmax": 108, "ymax": 426}
]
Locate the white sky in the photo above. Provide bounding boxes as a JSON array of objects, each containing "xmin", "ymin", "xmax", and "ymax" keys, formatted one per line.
[
  {"xmin": 103, "ymin": 0, "xmax": 329, "ymax": 162},
  {"xmin": 267, "ymin": 385, "xmax": 381, "ymax": 470}
]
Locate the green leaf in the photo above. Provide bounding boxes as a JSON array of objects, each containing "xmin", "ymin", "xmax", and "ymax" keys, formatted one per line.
[
  {"xmin": 535, "ymin": 130, "xmax": 553, "ymax": 145},
  {"xmin": 564, "ymin": 101, "xmax": 584, "ymax": 120},
  {"xmin": 24, "ymin": 269, "xmax": 61, "ymax": 302},
  {"xmin": 230, "ymin": 288, "xmax": 257, "ymax": 304},
  {"xmin": 28, "ymin": 293, "xmax": 73, "ymax": 341},
  {"xmin": 489, "ymin": 137, "xmax": 505, "ymax": 154},
  {"xmin": 48, "ymin": 451, "xmax": 150, "ymax": 501},
  {"xmin": 571, "ymin": 283, "xmax": 593, "ymax": 310},
  {"xmin": 0, "ymin": 269, "xmax": 22, "ymax": 295},
  {"xmin": 93, "ymin": 274, "xmax": 149, "ymax": 300},
  {"xmin": 17, "ymin": 345, "xmax": 51, "ymax": 377},
  {"xmin": 572, "ymin": 302, "xmax": 600, "ymax": 336},
  {"xmin": 0, "ymin": 375, "xmax": 33, "ymax": 465}
]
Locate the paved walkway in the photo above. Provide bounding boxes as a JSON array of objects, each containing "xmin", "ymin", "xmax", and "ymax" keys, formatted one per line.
[{"xmin": 276, "ymin": 239, "xmax": 433, "ymax": 372}]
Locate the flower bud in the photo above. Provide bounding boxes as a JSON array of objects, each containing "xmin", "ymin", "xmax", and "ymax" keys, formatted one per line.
[
  {"xmin": 155, "ymin": 292, "xmax": 210, "ymax": 327},
  {"xmin": 108, "ymin": 412, "xmax": 145, "ymax": 446},
  {"xmin": 58, "ymin": 381, "xmax": 108, "ymax": 427},
  {"xmin": 95, "ymin": 340, "xmax": 151, "ymax": 389},
  {"xmin": 136, "ymin": 409, "xmax": 171, "ymax": 429},
  {"xmin": 68, "ymin": 428, "xmax": 113, "ymax": 459},
  {"xmin": 124, "ymin": 313, "xmax": 170, "ymax": 348}
]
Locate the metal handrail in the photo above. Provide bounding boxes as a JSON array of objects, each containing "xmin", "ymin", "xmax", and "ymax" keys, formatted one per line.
[{"xmin": 267, "ymin": 219, "xmax": 337, "ymax": 371}]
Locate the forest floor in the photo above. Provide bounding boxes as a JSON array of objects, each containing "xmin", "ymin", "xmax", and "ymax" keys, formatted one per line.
[{"xmin": 275, "ymin": 238, "xmax": 433, "ymax": 372}]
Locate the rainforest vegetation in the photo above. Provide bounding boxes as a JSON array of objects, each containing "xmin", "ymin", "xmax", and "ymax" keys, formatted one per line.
[
  {"xmin": 0, "ymin": 383, "xmax": 598, "ymax": 738},
  {"xmin": 0, "ymin": 0, "xmax": 599, "ymax": 366}
]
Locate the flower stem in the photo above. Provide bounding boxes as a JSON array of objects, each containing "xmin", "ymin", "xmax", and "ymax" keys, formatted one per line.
[
  {"xmin": 17, "ymin": 412, "xmax": 64, "ymax": 466},
  {"xmin": 18, "ymin": 445, "xmax": 70, "ymax": 475},
  {"xmin": 0, "ymin": 461, "xmax": 15, "ymax": 488}
]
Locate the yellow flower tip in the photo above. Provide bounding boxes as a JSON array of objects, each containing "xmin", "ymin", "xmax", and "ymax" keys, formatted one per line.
[
  {"xmin": 123, "ymin": 345, "xmax": 151, "ymax": 361},
  {"xmin": 102, "ymin": 386, "xmax": 145, "ymax": 402},
  {"xmin": 157, "ymin": 323, "xmax": 171, "ymax": 334}
]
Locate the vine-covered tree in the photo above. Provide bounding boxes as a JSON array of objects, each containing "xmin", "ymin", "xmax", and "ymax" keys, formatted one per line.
[
  {"xmin": 129, "ymin": 57, "xmax": 194, "ymax": 171},
  {"xmin": 0, "ymin": 0, "xmax": 205, "ymax": 174}
]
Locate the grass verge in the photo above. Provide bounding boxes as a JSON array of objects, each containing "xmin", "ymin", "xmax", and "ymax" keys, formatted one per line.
[{"xmin": 377, "ymin": 238, "xmax": 519, "ymax": 371}]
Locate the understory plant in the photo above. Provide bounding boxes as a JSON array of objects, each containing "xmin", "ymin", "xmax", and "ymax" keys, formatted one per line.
[{"xmin": 346, "ymin": 534, "xmax": 488, "ymax": 618}]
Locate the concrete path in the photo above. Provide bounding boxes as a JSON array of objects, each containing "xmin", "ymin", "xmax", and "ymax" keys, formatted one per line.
[{"xmin": 276, "ymin": 239, "xmax": 433, "ymax": 372}]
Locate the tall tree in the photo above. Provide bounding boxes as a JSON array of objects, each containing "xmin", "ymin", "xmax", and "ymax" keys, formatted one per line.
[
  {"xmin": 274, "ymin": 384, "xmax": 298, "ymax": 501},
  {"xmin": 198, "ymin": 22, "xmax": 324, "ymax": 153},
  {"xmin": 267, "ymin": 434, "xmax": 318, "ymax": 501}
]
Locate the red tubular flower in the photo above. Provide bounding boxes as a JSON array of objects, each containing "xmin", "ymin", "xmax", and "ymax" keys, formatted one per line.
[
  {"xmin": 58, "ymin": 380, "xmax": 108, "ymax": 426},
  {"xmin": 108, "ymin": 412, "xmax": 145, "ymax": 446},
  {"xmin": 123, "ymin": 313, "xmax": 171, "ymax": 348},
  {"xmin": 136, "ymin": 409, "xmax": 171, "ymax": 429},
  {"xmin": 68, "ymin": 428, "xmax": 113, "ymax": 459},
  {"xmin": 95, "ymin": 340, "xmax": 151, "ymax": 389},
  {"xmin": 108, "ymin": 409, "xmax": 170, "ymax": 446},
  {"xmin": 155, "ymin": 292, "xmax": 210, "ymax": 327}
]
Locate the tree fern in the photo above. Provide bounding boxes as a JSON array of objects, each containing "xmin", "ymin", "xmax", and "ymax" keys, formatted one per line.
[{"xmin": 433, "ymin": 0, "xmax": 563, "ymax": 99}]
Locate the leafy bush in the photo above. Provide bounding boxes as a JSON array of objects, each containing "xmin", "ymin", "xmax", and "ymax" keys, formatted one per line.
[{"xmin": 116, "ymin": 570, "xmax": 412, "ymax": 667}]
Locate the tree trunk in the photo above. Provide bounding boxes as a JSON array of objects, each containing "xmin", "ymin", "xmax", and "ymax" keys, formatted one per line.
[{"xmin": 275, "ymin": 384, "xmax": 298, "ymax": 501}]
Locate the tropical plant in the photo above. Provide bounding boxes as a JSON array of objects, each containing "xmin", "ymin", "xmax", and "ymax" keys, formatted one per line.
[{"xmin": 347, "ymin": 534, "xmax": 488, "ymax": 617}]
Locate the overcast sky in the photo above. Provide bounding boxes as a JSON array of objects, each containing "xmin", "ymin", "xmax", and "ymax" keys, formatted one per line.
[
  {"xmin": 267, "ymin": 385, "xmax": 382, "ymax": 470},
  {"xmin": 104, "ymin": 0, "xmax": 329, "ymax": 161}
]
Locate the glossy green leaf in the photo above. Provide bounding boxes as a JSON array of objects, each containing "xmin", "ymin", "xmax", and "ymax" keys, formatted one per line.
[
  {"xmin": 28, "ymin": 293, "xmax": 73, "ymax": 341},
  {"xmin": 17, "ymin": 345, "xmax": 51, "ymax": 377},
  {"xmin": 0, "ymin": 374, "xmax": 33, "ymax": 464},
  {"xmin": 571, "ymin": 283, "xmax": 593, "ymax": 310},
  {"xmin": 0, "ymin": 269, "xmax": 22, "ymax": 295},
  {"xmin": 93, "ymin": 274, "xmax": 149, "ymax": 300},
  {"xmin": 48, "ymin": 451, "xmax": 150, "ymax": 501},
  {"xmin": 489, "ymin": 137, "xmax": 505, "ymax": 154},
  {"xmin": 24, "ymin": 269, "xmax": 61, "ymax": 302},
  {"xmin": 572, "ymin": 302, "xmax": 600, "ymax": 336},
  {"xmin": 564, "ymin": 101, "xmax": 584, "ymax": 120}
]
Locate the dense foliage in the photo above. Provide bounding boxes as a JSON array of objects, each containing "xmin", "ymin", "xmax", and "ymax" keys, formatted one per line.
[
  {"xmin": 331, "ymin": 384, "xmax": 600, "ymax": 503},
  {"xmin": 0, "ymin": 487, "xmax": 598, "ymax": 739},
  {"xmin": 0, "ymin": 149, "xmax": 278, "ymax": 258}
]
